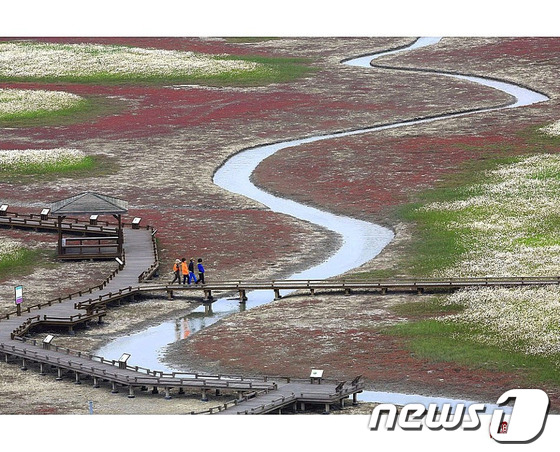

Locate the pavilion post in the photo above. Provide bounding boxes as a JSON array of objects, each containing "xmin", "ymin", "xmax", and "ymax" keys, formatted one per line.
[{"xmin": 114, "ymin": 214, "xmax": 123, "ymax": 258}]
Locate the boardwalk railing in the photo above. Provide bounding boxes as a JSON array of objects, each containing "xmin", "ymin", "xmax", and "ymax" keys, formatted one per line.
[
  {"xmin": 1, "ymin": 252, "xmax": 125, "ymax": 322},
  {"xmin": 137, "ymin": 226, "xmax": 159, "ymax": 283},
  {"xmin": 0, "ymin": 210, "xmax": 118, "ymax": 234},
  {"xmin": 1, "ymin": 338, "xmax": 278, "ymax": 391}
]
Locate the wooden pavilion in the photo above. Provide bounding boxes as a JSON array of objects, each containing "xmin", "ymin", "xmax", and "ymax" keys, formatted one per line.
[{"xmin": 51, "ymin": 192, "xmax": 128, "ymax": 260}]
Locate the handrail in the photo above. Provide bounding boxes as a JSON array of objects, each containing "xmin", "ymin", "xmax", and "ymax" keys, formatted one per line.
[{"xmin": 137, "ymin": 226, "xmax": 159, "ymax": 283}]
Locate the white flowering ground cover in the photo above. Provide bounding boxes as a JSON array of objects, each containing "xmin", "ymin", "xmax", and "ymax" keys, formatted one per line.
[
  {"xmin": 0, "ymin": 88, "xmax": 86, "ymax": 121},
  {"xmin": 423, "ymin": 153, "xmax": 560, "ymax": 278},
  {"xmin": 417, "ymin": 151, "xmax": 560, "ymax": 358},
  {"xmin": 541, "ymin": 120, "xmax": 560, "ymax": 137},
  {"xmin": 0, "ymin": 41, "xmax": 266, "ymax": 83},
  {"xmin": 0, "ymin": 148, "xmax": 90, "ymax": 173},
  {"xmin": 443, "ymin": 286, "xmax": 560, "ymax": 357}
]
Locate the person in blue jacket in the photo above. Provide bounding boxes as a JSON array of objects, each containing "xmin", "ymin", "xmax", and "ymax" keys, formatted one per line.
[
  {"xmin": 187, "ymin": 258, "xmax": 198, "ymax": 285},
  {"xmin": 197, "ymin": 258, "xmax": 205, "ymax": 284}
]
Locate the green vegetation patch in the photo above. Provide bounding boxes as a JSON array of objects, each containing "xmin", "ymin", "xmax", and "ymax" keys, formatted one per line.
[
  {"xmin": 0, "ymin": 152, "xmax": 115, "ymax": 183},
  {"xmin": 0, "ymin": 41, "xmax": 314, "ymax": 86},
  {"xmin": 0, "ymin": 88, "xmax": 91, "ymax": 123},
  {"xmin": 0, "ymin": 245, "xmax": 41, "ymax": 281},
  {"xmin": 387, "ymin": 318, "xmax": 560, "ymax": 386}
]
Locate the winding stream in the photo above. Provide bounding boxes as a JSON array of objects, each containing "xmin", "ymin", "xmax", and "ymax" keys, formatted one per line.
[{"xmin": 97, "ymin": 38, "xmax": 548, "ymax": 409}]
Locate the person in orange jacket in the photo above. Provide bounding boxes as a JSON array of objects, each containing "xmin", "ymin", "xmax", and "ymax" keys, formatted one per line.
[
  {"xmin": 170, "ymin": 258, "xmax": 181, "ymax": 284},
  {"xmin": 180, "ymin": 257, "xmax": 189, "ymax": 285}
]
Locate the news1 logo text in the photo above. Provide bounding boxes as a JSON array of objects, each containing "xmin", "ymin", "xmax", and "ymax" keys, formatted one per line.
[{"xmin": 368, "ymin": 389, "xmax": 550, "ymax": 443}]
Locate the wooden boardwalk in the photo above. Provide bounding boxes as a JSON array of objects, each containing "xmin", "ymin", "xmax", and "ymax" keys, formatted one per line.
[
  {"xmin": 212, "ymin": 378, "xmax": 364, "ymax": 415},
  {"xmin": 2, "ymin": 208, "xmax": 560, "ymax": 413},
  {"xmin": 0, "ymin": 211, "xmax": 364, "ymax": 413}
]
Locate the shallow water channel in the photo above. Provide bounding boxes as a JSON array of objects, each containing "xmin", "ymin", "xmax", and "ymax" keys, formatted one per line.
[{"xmin": 97, "ymin": 38, "xmax": 548, "ymax": 410}]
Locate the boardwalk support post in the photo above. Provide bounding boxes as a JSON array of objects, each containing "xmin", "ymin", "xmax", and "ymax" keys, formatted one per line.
[
  {"xmin": 167, "ymin": 290, "xmax": 173, "ymax": 300},
  {"xmin": 39, "ymin": 363, "xmax": 46, "ymax": 376},
  {"xmin": 56, "ymin": 368, "xmax": 63, "ymax": 381},
  {"xmin": 111, "ymin": 382, "xmax": 119, "ymax": 394},
  {"xmin": 345, "ymin": 288, "xmax": 352, "ymax": 295},
  {"xmin": 128, "ymin": 386, "xmax": 135, "ymax": 398},
  {"xmin": 75, "ymin": 372, "xmax": 81, "ymax": 385},
  {"xmin": 93, "ymin": 377, "xmax": 100, "ymax": 388},
  {"xmin": 239, "ymin": 290, "xmax": 247, "ymax": 303},
  {"xmin": 164, "ymin": 388, "xmax": 172, "ymax": 400},
  {"xmin": 417, "ymin": 287, "xmax": 424, "ymax": 295},
  {"xmin": 21, "ymin": 358, "xmax": 27, "ymax": 371},
  {"xmin": 152, "ymin": 386, "xmax": 159, "ymax": 394},
  {"xmin": 274, "ymin": 288, "xmax": 282, "ymax": 300},
  {"xmin": 201, "ymin": 389, "xmax": 208, "ymax": 402},
  {"xmin": 353, "ymin": 393, "xmax": 358, "ymax": 405},
  {"xmin": 324, "ymin": 403, "xmax": 330, "ymax": 414}
]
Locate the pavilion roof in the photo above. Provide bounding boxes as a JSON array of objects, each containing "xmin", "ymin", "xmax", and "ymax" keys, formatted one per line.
[{"xmin": 51, "ymin": 192, "xmax": 128, "ymax": 215}]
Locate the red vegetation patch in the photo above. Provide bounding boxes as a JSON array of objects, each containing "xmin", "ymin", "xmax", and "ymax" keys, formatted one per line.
[
  {"xmin": 253, "ymin": 125, "xmax": 560, "ymax": 222},
  {"xmin": 182, "ymin": 306, "xmax": 543, "ymax": 407},
  {"xmin": 441, "ymin": 38, "xmax": 560, "ymax": 65},
  {"xmin": 131, "ymin": 208, "xmax": 325, "ymax": 280}
]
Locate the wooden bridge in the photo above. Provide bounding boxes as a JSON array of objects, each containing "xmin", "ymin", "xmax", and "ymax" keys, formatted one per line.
[
  {"xmin": 1, "ymin": 207, "xmax": 559, "ymax": 414},
  {"xmin": 0, "ymin": 208, "xmax": 364, "ymax": 414}
]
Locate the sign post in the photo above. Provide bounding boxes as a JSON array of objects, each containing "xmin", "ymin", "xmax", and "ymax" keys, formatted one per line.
[{"xmin": 15, "ymin": 285, "xmax": 23, "ymax": 316}]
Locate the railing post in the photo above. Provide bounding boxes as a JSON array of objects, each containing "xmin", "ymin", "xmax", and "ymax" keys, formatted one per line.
[{"xmin": 128, "ymin": 386, "xmax": 135, "ymax": 399}]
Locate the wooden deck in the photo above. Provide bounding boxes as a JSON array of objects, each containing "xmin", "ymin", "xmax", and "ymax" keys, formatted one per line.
[
  {"xmin": 2, "ymin": 208, "xmax": 560, "ymax": 413},
  {"xmin": 211, "ymin": 378, "xmax": 364, "ymax": 415}
]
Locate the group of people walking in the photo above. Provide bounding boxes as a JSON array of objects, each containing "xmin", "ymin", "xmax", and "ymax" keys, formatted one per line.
[{"xmin": 171, "ymin": 257, "xmax": 205, "ymax": 285}]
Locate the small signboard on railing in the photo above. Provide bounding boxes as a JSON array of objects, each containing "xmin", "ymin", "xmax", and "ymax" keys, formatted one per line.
[
  {"xmin": 118, "ymin": 353, "xmax": 131, "ymax": 369},
  {"xmin": 40, "ymin": 208, "xmax": 50, "ymax": 220}
]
